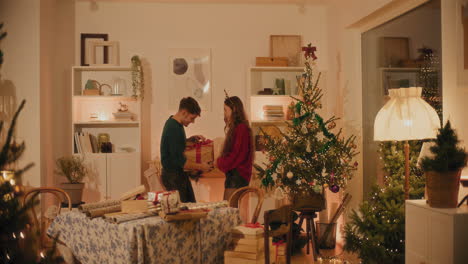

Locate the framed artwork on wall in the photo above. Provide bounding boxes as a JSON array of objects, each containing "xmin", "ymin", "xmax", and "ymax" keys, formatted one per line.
[
  {"xmin": 80, "ymin": 33, "xmax": 109, "ymax": 66},
  {"xmin": 382, "ymin": 68, "xmax": 419, "ymax": 95},
  {"xmin": 379, "ymin": 37, "xmax": 410, "ymax": 67},
  {"xmin": 168, "ymin": 48, "xmax": 212, "ymax": 111},
  {"xmin": 86, "ymin": 40, "xmax": 120, "ymax": 66},
  {"xmin": 270, "ymin": 35, "xmax": 302, "ymax": 66}
]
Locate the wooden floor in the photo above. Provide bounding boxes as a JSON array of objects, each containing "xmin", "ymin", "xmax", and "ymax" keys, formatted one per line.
[{"xmin": 290, "ymin": 243, "xmax": 360, "ymax": 264}]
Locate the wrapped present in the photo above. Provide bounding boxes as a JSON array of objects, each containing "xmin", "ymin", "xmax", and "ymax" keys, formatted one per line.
[
  {"xmin": 231, "ymin": 223, "xmax": 264, "ymax": 239},
  {"xmin": 153, "ymin": 190, "xmax": 180, "ymax": 214},
  {"xmin": 184, "ymin": 139, "xmax": 213, "ymax": 165}
]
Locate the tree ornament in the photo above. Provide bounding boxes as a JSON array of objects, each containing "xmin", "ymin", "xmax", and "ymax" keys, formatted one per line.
[
  {"xmin": 297, "ymin": 158, "xmax": 304, "ymax": 164},
  {"xmin": 327, "ymin": 121, "xmax": 336, "ymax": 129},
  {"xmin": 330, "ymin": 185, "xmax": 340, "ymax": 193},
  {"xmin": 269, "ymin": 156, "xmax": 276, "ymax": 162},
  {"xmin": 354, "ymin": 161, "xmax": 359, "ymax": 167},
  {"xmin": 286, "ymin": 171, "xmax": 294, "ymax": 179}
]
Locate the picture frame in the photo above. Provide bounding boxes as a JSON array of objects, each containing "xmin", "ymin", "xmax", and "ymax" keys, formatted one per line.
[
  {"xmin": 168, "ymin": 48, "xmax": 212, "ymax": 111},
  {"xmin": 270, "ymin": 35, "xmax": 302, "ymax": 66},
  {"xmin": 380, "ymin": 37, "xmax": 409, "ymax": 67},
  {"xmin": 80, "ymin": 33, "xmax": 109, "ymax": 66},
  {"xmin": 87, "ymin": 40, "xmax": 120, "ymax": 66},
  {"xmin": 382, "ymin": 68, "xmax": 419, "ymax": 95}
]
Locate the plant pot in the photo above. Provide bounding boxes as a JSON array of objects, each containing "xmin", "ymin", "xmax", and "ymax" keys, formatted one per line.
[
  {"xmin": 60, "ymin": 183, "xmax": 85, "ymax": 205},
  {"xmin": 426, "ymin": 170, "xmax": 461, "ymax": 208},
  {"xmin": 291, "ymin": 191, "xmax": 326, "ymax": 210}
]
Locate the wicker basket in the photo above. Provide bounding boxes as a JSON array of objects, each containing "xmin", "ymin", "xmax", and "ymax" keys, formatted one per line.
[
  {"xmin": 291, "ymin": 191, "xmax": 326, "ymax": 211},
  {"xmin": 426, "ymin": 170, "xmax": 461, "ymax": 208}
]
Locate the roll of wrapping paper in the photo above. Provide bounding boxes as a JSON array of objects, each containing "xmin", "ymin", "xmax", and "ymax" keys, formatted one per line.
[
  {"xmin": 318, "ymin": 193, "xmax": 352, "ymax": 245},
  {"xmin": 78, "ymin": 199, "xmax": 121, "ymax": 213},
  {"xmin": 119, "ymin": 185, "xmax": 146, "ymax": 201},
  {"xmin": 86, "ymin": 204, "xmax": 122, "ymax": 218},
  {"xmin": 104, "ymin": 212, "xmax": 154, "ymax": 224}
]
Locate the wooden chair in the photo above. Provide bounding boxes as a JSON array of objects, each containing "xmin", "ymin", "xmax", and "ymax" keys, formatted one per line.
[
  {"xmin": 228, "ymin": 186, "xmax": 264, "ymax": 224},
  {"xmin": 263, "ymin": 205, "xmax": 293, "ymax": 264},
  {"xmin": 23, "ymin": 187, "xmax": 72, "ymax": 250}
]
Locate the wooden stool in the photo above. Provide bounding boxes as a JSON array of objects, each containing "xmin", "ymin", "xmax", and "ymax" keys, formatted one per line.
[{"xmin": 298, "ymin": 209, "xmax": 320, "ymax": 260}]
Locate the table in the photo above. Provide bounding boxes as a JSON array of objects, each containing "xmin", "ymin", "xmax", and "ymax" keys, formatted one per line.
[{"xmin": 48, "ymin": 207, "xmax": 240, "ymax": 264}]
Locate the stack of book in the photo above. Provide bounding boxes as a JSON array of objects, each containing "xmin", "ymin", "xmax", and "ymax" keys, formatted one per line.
[
  {"xmin": 74, "ymin": 132, "xmax": 99, "ymax": 153},
  {"xmin": 224, "ymin": 225, "xmax": 265, "ymax": 264},
  {"xmin": 263, "ymin": 105, "xmax": 284, "ymax": 121}
]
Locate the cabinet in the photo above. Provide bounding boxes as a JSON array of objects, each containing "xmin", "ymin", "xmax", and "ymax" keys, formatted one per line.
[
  {"xmin": 406, "ymin": 200, "xmax": 468, "ymax": 264},
  {"xmin": 71, "ymin": 66, "xmax": 141, "ymax": 202}
]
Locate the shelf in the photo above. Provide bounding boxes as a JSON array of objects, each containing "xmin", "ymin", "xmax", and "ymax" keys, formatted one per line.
[
  {"xmin": 73, "ymin": 95, "xmax": 137, "ymax": 100},
  {"xmin": 251, "ymin": 120, "xmax": 291, "ymax": 126},
  {"xmin": 74, "ymin": 121, "xmax": 139, "ymax": 125},
  {"xmin": 250, "ymin": 66, "xmax": 304, "ymax": 72},
  {"xmin": 73, "ymin": 66, "xmax": 132, "ymax": 71},
  {"xmin": 251, "ymin": 95, "xmax": 298, "ymax": 98},
  {"xmin": 73, "ymin": 151, "xmax": 141, "ymax": 156},
  {"xmin": 380, "ymin": 67, "xmax": 420, "ymax": 71}
]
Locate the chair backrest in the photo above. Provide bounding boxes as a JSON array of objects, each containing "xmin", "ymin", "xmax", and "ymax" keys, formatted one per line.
[
  {"xmin": 228, "ymin": 186, "xmax": 264, "ymax": 224},
  {"xmin": 264, "ymin": 204, "xmax": 293, "ymax": 227},
  {"xmin": 264, "ymin": 204, "xmax": 293, "ymax": 264},
  {"xmin": 23, "ymin": 187, "xmax": 72, "ymax": 248}
]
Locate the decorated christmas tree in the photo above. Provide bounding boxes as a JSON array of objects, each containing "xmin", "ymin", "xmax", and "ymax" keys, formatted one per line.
[
  {"xmin": 343, "ymin": 141, "xmax": 425, "ymax": 263},
  {"xmin": 254, "ymin": 44, "xmax": 358, "ymax": 198}
]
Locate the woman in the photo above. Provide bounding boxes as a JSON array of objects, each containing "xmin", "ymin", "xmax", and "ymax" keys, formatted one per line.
[{"xmin": 216, "ymin": 96, "xmax": 254, "ymax": 201}]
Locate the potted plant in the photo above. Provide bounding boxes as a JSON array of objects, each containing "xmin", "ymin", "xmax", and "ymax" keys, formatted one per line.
[
  {"xmin": 56, "ymin": 156, "xmax": 87, "ymax": 205},
  {"xmin": 421, "ymin": 121, "xmax": 467, "ymax": 208}
]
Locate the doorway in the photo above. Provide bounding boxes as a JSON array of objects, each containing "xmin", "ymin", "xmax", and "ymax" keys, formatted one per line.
[{"xmin": 361, "ymin": 0, "xmax": 442, "ymax": 198}]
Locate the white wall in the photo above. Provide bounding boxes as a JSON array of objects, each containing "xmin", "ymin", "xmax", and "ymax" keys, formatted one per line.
[
  {"xmin": 441, "ymin": 0, "xmax": 468, "ymax": 177},
  {"xmin": 0, "ymin": 0, "xmax": 74, "ymax": 187},
  {"xmin": 75, "ymin": 1, "xmax": 329, "ymax": 164},
  {"xmin": 0, "ymin": 0, "xmax": 41, "ymax": 186}
]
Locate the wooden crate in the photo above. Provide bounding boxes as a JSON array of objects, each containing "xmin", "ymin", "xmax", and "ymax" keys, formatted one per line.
[{"xmin": 255, "ymin": 57, "xmax": 288, "ymax": 67}]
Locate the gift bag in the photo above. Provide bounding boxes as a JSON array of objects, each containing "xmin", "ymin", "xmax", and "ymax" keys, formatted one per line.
[{"xmin": 185, "ymin": 139, "xmax": 214, "ymax": 165}]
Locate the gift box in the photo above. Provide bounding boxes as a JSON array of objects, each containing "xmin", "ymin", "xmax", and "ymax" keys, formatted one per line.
[
  {"xmin": 151, "ymin": 190, "xmax": 180, "ymax": 214},
  {"xmin": 184, "ymin": 139, "xmax": 213, "ymax": 165}
]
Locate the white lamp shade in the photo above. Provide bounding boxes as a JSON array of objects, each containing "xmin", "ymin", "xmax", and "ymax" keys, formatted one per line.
[{"xmin": 374, "ymin": 87, "xmax": 441, "ymax": 141}]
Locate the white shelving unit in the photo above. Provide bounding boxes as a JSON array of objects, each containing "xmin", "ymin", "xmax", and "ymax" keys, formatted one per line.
[
  {"xmin": 71, "ymin": 66, "xmax": 141, "ymax": 202},
  {"xmin": 247, "ymin": 66, "xmax": 304, "ymax": 125}
]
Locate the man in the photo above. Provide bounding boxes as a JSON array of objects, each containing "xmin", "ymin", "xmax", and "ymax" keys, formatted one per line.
[{"xmin": 160, "ymin": 97, "xmax": 211, "ymax": 202}]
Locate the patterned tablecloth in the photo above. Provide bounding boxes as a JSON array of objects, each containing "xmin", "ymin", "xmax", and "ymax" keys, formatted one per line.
[{"xmin": 47, "ymin": 207, "xmax": 240, "ymax": 264}]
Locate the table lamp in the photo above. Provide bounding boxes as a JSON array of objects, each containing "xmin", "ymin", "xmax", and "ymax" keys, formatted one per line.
[{"xmin": 374, "ymin": 87, "xmax": 440, "ymax": 199}]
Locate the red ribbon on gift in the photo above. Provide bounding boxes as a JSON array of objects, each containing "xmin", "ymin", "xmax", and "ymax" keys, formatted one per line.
[
  {"xmin": 185, "ymin": 139, "xmax": 213, "ymax": 163},
  {"xmin": 243, "ymin": 222, "xmax": 264, "ymax": 229},
  {"xmin": 273, "ymin": 240, "xmax": 285, "ymax": 263}
]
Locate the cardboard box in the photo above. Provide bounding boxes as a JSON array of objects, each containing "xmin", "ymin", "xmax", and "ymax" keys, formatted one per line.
[{"xmin": 255, "ymin": 57, "xmax": 288, "ymax": 67}]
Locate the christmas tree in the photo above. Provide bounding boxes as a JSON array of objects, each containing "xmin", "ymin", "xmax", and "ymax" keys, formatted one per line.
[
  {"xmin": 343, "ymin": 141, "xmax": 425, "ymax": 263},
  {"xmin": 0, "ymin": 23, "xmax": 6, "ymax": 67},
  {"xmin": 418, "ymin": 47, "xmax": 442, "ymax": 121},
  {"xmin": 254, "ymin": 44, "xmax": 358, "ymax": 198},
  {"xmin": 421, "ymin": 120, "xmax": 467, "ymax": 172}
]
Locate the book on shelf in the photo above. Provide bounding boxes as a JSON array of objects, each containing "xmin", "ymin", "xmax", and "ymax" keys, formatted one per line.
[{"xmin": 74, "ymin": 132, "xmax": 100, "ymax": 153}]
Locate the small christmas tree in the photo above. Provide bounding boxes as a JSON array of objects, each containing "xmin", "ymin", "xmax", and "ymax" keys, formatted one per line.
[
  {"xmin": 343, "ymin": 141, "xmax": 425, "ymax": 263},
  {"xmin": 421, "ymin": 121, "xmax": 467, "ymax": 172},
  {"xmin": 254, "ymin": 44, "xmax": 358, "ymax": 198}
]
